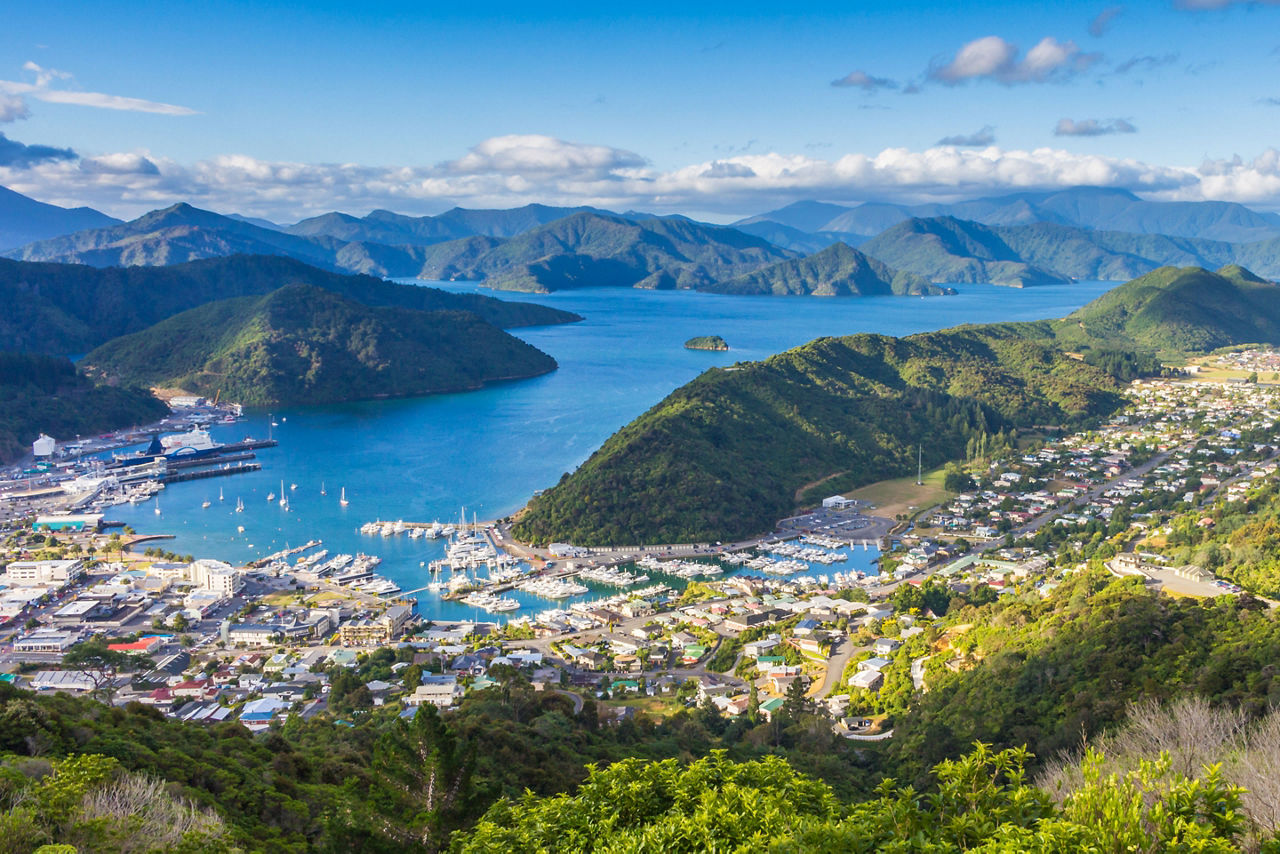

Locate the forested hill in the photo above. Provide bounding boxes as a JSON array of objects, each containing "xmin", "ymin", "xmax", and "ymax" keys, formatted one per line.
[
  {"xmin": 0, "ymin": 254, "xmax": 578, "ymax": 355},
  {"xmin": 513, "ymin": 324, "xmax": 1124, "ymax": 546},
  {"xmin": 0, "ymin": 353, "xmax": 168, "ymax": 463},
  {"xmin": 701, "ymin": 241, "xmax": 950, "ymax": 296},
  {"xmin": 81, "ymin": 284, "xmax": 559, "ymax": 406},
  {"xmin": 514, "ymin": 264, "xmax": 1280, "ymax": 546},
  {"xmin": 1054, "ymin": 264, "xmax": 1280, "ymax": 354}
]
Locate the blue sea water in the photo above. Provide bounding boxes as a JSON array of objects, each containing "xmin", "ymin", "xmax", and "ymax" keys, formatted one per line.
[{"xmin": 106, "ymin": 280, "xmax": 1118, "ymax": 619}]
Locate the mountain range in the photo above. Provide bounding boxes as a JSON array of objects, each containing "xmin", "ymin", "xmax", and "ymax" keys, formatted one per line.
[
  {"xmin": 738, "ymin": 186, "xmax": 1280, "ymax": 245},
  {"xmin": 6, "ymin": 184, "xmax": 1280, "ymax": 295},
  {"xmin": 0, "ymin": 185, "xmax": 120, "ymax": 252}
]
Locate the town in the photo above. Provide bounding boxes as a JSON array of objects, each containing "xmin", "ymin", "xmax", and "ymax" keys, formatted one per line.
[{"xmin": 3, "ymin": 354, "xmax": 1279, "ymax": 740}]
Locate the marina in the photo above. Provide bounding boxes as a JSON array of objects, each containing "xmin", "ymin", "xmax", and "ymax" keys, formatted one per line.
[{"xmin": 94, "ymin": 280, "xmax": 1118, "ymax": 620}]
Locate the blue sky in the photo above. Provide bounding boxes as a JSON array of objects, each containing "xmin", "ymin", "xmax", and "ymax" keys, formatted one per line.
[{"xmin": 2, "ymin": 0, "xmax": 1279, "ymax": 220}]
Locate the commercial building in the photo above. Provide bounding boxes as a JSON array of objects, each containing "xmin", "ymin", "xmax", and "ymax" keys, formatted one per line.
[{"xmin": 4, "ymin": 559, "xmax": 86, "ymax": 587}]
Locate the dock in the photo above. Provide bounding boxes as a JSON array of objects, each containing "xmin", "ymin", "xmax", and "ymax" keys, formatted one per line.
[{"xmin": 162, "ymin": 462, "xmax": 260, "ymax": 484}]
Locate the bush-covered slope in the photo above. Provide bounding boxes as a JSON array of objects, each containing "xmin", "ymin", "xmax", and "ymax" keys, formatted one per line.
[
  {"xmin": 0, "ymin": 254, "xmax": 577, "ymax": 354},
  {"xmin": 461, "ymin": 212, "xmax": 796, "ymax": 292},
  {"xmin": 860, "ymin": 217, "xmax": 1071, "ymax": 286},
  {"xmin": 0, "ymin": 353, "xmax": 167, "ymax": 463},
  {"xmin": 1054, "ymin": 264, "xmax": 1280, "ymax": 354},
  {"xmin": 703, "ymin": 242, "xmax": 950, "ymax": 296},
  {"xmin": 81, "ymin": 284, "xmax": 559, "ymax": 406},
  {"xmin": 514, "ymin": 324, "xmax": 1122, "ymax": 545}
]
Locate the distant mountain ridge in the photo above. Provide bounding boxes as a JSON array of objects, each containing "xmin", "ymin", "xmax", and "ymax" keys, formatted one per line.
[
  {"xmin": 857, "ymin": 216, "xmax": 1280, "ymax": 285},
  {"xmin": 81, "ymin": 283, "xmax": 560, "ymax": 406},
  {"xmin": 0, "ymin": 185, "xmax": 120, "ymax": 252},
  {"xmin": 739, "ymin": 186, "xmax": 1280, "ymax": 244}
]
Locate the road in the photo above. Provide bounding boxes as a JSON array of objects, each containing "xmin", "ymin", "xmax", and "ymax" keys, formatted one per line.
[{"xmin": 811, "ymin": 637, "xmax": 861, "ymax": 701}]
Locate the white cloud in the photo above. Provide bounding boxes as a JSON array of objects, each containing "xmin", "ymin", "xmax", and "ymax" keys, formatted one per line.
[
  {"xmin": 446, "ymin": 135, "xmax": 644, "ymax": 176},
  {"xmin": 8, "ymin": 134, "xmax": 1280, "ymax": 220},
  {"xmin": 930, "ymin": 35, "xmax": 1100, "ymax": 84},
  {"xmin": 0, "ymin": 62, "xmax": 198, "ymax": 117},
  {"xmin": 1054, "ymin": 117, "xmax": 1138, "ymax": 136},
  {"xmin": 0, "ymin": 93, "xmax": 29, "ymax": 123},
  {"xmin": 830, "ymin": 70, "xmax": 898, "ymax": 91}
]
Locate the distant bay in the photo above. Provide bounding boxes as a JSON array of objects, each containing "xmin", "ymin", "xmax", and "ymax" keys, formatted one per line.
[{"xmin": 106, "ymin": 280, "xmax": 1119, "ymax": 619}]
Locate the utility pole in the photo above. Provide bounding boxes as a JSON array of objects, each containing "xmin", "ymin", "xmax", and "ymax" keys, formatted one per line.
[{"xmin": 917, "ymin": 445, "xmax": 923, "ymax": 486}]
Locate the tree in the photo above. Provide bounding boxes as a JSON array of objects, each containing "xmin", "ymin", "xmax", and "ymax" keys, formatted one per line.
[{"xmin": 61, "ymin": 640, "xmax": 153, "ymax": 705}]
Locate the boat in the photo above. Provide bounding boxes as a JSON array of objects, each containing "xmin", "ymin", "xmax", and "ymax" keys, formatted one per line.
[
  {"xmin": 235, "ymin": 497, "xmax": 244, "ymax": 513},
  {"xmin": 320, "ymin": 482, "xmax": 326, "ymax": 496},
  {"xmin": 461, "ymin": 591, "xmax": 520, "ymax": 613},
  {"xmin": 237, "ymin": 525, "xmax": 245, "ymax": 533},
  {"xmin": 159, "ymin": 426, "xmax": 222, "ymax": 456},
  {"xmin": 219, "ymin": 487, "xmax": 224, "ymax": 502},
  {"xmin": 278, "ymin": 480, "xmax": 288, "ymax": 508},
  {"xmin": 153, "ymin": 498, "xmax": 161, "ymax": 515},
  {"xmin": 290, "ymin": 483, "xmax": 297, "ymax": 491},
  {"xmin": 201, "ymin": 500, "xmax": 211, "ymax": 509},
  {"xmin": 339, "ymin": 487, "xmax": 349, "ymax": 507},
  {"xmin": 266, "ymin": 491, "xmax": 276, "ymax": 502}
]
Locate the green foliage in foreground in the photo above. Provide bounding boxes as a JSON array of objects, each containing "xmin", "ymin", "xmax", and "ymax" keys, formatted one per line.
[
  {"xmin": 515, "ymin": 323, "xmax": 1124, "ymax": 545},
  {"xmin": 457, "ymin": 743, "xmax": 1262, "ymax": 853},
  {"xmin": 887, "ymin": 572, "xmax": 1280, "ymax": 781},
  {"xmin": 0, "ymin": 352, "xmax": 167, "ymax": 463},
  {"xmin": 81, "ymin": 284, "xmax": 558, "ymax": 406}
]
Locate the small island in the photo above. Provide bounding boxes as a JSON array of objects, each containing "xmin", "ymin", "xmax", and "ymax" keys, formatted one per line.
[{"xmin": 685, "ymin": 335, "xmax": 729, "ymax": 351}]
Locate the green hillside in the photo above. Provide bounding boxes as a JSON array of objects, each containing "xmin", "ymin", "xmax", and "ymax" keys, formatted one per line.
[
  {"xmin": 81, "ymin": 284, "xmax": 559, "ymax": 406},
  {"xmin": 0, "ymin": 353, "xmax": 167, "ymax": 463},
  {"xmin": 860, "ymin": 217, "xmax": 1070, "ymax": 286},
  {"xmin": 461, "ymin": 212, "xmax": 796, "ymax": 292},
  {"xmin": 1055, "ymin": 264, "xmax": 1280, "ymax": 354},
  {"xmin": 0, "ymin": 254, "xmax": 578, "ymax": 354},
  {"xmin": 513, "ymin": 324, "xmax": 1121, "ymax": 545},
  {"xmin": 702, "ymin": 241, "xmax": 950, "ymax": 296}
]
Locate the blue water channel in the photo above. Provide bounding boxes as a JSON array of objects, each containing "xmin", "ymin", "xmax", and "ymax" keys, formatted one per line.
[{"xmin": 105, "ymin": 279, "xmax": 1119, "ymax": 619}]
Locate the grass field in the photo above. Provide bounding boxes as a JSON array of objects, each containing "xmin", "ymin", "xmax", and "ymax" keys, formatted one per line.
[{"xmin": 847, "ymin": 466, "xmax": 952, "ymax": 520}]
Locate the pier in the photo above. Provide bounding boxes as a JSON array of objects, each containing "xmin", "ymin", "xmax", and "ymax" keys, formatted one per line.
[{"xmin": 161, "ymin": 462, "xmax": 260, "ymax": 484}]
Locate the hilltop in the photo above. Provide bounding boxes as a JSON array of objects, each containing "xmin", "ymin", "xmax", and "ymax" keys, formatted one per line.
[
  {"xmin": 0, "ymin": 254, "xmax": 578, "ymax": 355},
  {"xmin": 859, "ymin": 217, "xmax": 1071, "ymax": 287},
  {"xmin": 702, "ymin": 242, "xmax": 949, "ymax": 296},
  {"xmin": 81, "ymin": 284, "xmax": 559, "ymax": 406},
  {"xmin": 1056, "ymin": 264, "xmax": 1280, "ymax": 354}
]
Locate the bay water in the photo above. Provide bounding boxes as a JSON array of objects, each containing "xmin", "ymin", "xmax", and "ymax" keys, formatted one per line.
[{"xmin": 106, "ymin": 280, "xmax": 1118, "ymax": 619}]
